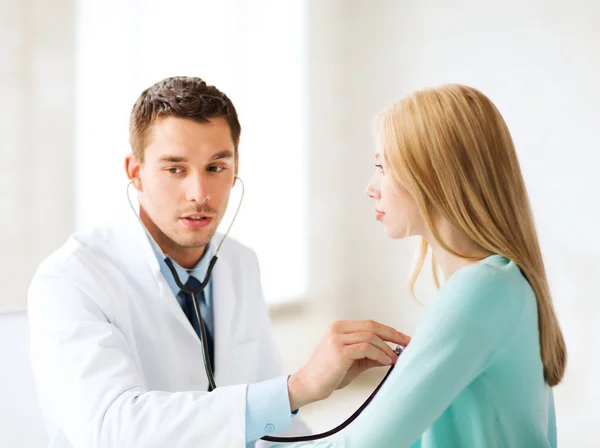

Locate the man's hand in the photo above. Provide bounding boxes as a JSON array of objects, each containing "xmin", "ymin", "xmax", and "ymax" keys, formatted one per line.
[{"xmin": 287, "ymin": 320, "xmax": 410, "ymax": 411}]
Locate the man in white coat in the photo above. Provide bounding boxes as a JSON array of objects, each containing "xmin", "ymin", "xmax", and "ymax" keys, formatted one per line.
[{"xmin": 28, "ymin": 76, "xmax": 408, "ymax": 448}]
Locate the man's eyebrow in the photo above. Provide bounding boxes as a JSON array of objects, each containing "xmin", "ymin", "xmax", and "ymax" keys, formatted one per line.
[
  {"xmin": 159, "ymin": 155, "xmax": 187, "ymax": 163},
  {"xmin": 209, "ymin": 149, "xmax": 235, "ymax": 161},
  {"xmin": 158, "ymin": 150, "xmax": 234, "ymax": 164}
]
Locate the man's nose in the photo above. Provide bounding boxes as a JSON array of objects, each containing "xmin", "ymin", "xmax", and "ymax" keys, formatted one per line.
[{"xmin": 187, "ymin": 172, "xmax": 211, "ymax": 203}]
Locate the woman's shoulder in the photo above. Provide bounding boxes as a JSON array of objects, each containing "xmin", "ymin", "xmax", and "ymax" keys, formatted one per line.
[{"xmin": 436, "ymin": 254, "xmax": 535, "ymax": 323}]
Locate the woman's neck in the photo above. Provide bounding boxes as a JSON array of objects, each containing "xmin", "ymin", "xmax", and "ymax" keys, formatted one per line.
[
  {"xmin": 430, "ymin": 245, "xmax": 490, "ymax": 280},
  {"xmin": 424, "ymin": 221, "xmax": 492, "ymax": 281}
]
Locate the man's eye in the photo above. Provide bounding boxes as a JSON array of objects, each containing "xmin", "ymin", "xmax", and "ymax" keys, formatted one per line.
[
  {"xmin": 167, "ymin": 167, "xmax": 184, "ymax": 174},
  {"xmin": 208, "ymin": 166, "xmax": 225, "ymax": 173}
]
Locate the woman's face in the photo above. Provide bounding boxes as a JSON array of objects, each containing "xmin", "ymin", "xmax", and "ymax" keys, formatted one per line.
[{"xmin": 365, "ymin": 153, "xmax": 424, "ymax": 239}]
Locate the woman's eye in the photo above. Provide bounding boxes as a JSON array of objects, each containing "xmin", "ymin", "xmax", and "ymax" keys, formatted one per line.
[{"xmin": 375, "ymin": 163, "xmax": 384, "ymax": 174}]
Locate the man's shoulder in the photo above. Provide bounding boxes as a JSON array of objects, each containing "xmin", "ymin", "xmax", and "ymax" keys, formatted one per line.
[{"xmin": 31, "ymin": 222, "xmax": 122, "ymax": 287}]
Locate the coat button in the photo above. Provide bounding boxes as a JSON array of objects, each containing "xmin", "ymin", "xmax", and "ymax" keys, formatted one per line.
[{"xmin": 265, "ymin": 423, "xmax": 275, "ymax": 432}]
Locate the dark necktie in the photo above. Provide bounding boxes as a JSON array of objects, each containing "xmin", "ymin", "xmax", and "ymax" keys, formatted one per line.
[{"xmin": 178, "ymin": 275, "xmax": 215, "ymax": 377}]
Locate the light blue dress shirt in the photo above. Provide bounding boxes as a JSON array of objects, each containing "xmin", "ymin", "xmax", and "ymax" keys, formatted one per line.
[{"xmin": 149, "ymin": 238, "xmax": 293, "ymax": 446}]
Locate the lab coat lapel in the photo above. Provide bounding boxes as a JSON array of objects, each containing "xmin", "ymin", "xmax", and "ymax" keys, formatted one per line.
[
  {"xmin": 115, "ymin": 203, "xmax": 201, "ymax": 343},
  {"xmin": 155, "ymin": 272, "xmax": 203, "ymax": 343},
  {"xmin": 211, "ymin": 257, "xmax": 236, "ymax": 385}
]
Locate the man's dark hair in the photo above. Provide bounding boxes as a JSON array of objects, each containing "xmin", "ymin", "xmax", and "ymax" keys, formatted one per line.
[{"xmin": 129, "ymin": 76, "xmax": 241, "ymax": 162}]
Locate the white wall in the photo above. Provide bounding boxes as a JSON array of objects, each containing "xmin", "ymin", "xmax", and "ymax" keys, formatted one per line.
[
  {"xmin": 0, "ymin": 0, "xmax": 75, "ymax": 310},
  {"xmin": 275, "ymin": 0, "xmax": 599, "ymax": 445},
  {"xmin": 0, "ymin": 311, "xmax": 47, "ymax": 447}
]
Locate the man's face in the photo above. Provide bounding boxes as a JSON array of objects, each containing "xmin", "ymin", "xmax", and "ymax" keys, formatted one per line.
[{"xmin": 126, "ymin": 116, "xmax": 237, "ymax": 267}]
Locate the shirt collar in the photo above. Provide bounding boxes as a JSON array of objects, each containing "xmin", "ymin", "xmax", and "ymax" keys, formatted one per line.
[{"xmin": 148, "ymin": 235, "xmax": 216, "ymax": 296}]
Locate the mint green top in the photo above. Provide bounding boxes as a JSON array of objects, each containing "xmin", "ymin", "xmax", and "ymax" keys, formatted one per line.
[{"xmin": 282, "ymin": 255, "xmax": 556, "ymax": 448}]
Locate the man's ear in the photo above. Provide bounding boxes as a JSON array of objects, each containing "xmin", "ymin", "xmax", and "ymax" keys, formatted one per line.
[
  {"xmin": 233, "ymin": 151, "xmax": 239, "ymax": 186},
  {"xmin": 125, "ymin": 153, "xmax": 143, "ymax": 192}
]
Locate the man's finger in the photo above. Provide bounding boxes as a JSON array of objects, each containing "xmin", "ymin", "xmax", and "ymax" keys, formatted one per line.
[
  {"xmin": 344, "ymin": 342, "xmax": 393, "ymax": 366},
  {"xmin": 362, "ymin": 358, "xmax": 390, "ymax": 371},
  {"xmin": 334, "ymin": 320, "xmax": 410, "ymax": 346},
  {"xmin": 340, "ymin": 332, "xmax": 399, "ymax": 362}
]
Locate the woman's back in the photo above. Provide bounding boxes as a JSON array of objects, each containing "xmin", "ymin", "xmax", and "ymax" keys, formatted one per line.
[{"xmin": 414, "ymin": 254, "xmax": 555, "ymax": 447}]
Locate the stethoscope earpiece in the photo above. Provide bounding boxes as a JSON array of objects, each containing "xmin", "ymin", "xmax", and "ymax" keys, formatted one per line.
[{"xmin": 129, "ymin": 177, "xmax": 141, "ymax": 192}]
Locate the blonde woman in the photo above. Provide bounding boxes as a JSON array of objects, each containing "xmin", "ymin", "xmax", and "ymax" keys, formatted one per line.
[{"xmin": 281, "ymin": 85, "xmax": 566, "ymax": 447}]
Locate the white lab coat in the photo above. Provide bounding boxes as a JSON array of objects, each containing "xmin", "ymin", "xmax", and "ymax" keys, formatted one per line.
[{"xmin": 27, "ymin": 206, "xmax": 309, "ymax": 448}]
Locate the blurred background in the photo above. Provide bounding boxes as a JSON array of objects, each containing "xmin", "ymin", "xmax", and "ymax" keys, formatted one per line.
[{"xmin": 1, "ymin": 0, "xmax": 599, "ymax": 446}]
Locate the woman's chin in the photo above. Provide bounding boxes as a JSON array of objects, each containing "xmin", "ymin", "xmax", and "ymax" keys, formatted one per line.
[{"xmin": 384, "ymin": 227, "xmax": 407, "ymax": 240}]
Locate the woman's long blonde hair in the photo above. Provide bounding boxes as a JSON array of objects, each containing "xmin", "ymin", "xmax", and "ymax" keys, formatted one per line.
[{"xmin": 377, "ymin": 84, "xmax": 566, "ymax": 386}]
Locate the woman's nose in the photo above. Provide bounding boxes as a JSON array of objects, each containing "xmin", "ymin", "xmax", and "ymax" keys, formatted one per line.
[{"xmin": 365, "ymin": 182, "xmax": 380, "ymax": 199}]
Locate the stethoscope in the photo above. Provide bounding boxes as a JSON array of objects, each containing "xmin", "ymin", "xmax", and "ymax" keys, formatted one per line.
[
  {"xmin": 126, "ymin": 175, "xmax": 244, "ymax": 394},
  {"xmin": 127, "ymin": 175, "xmax": 403, "ymax": 443}
]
